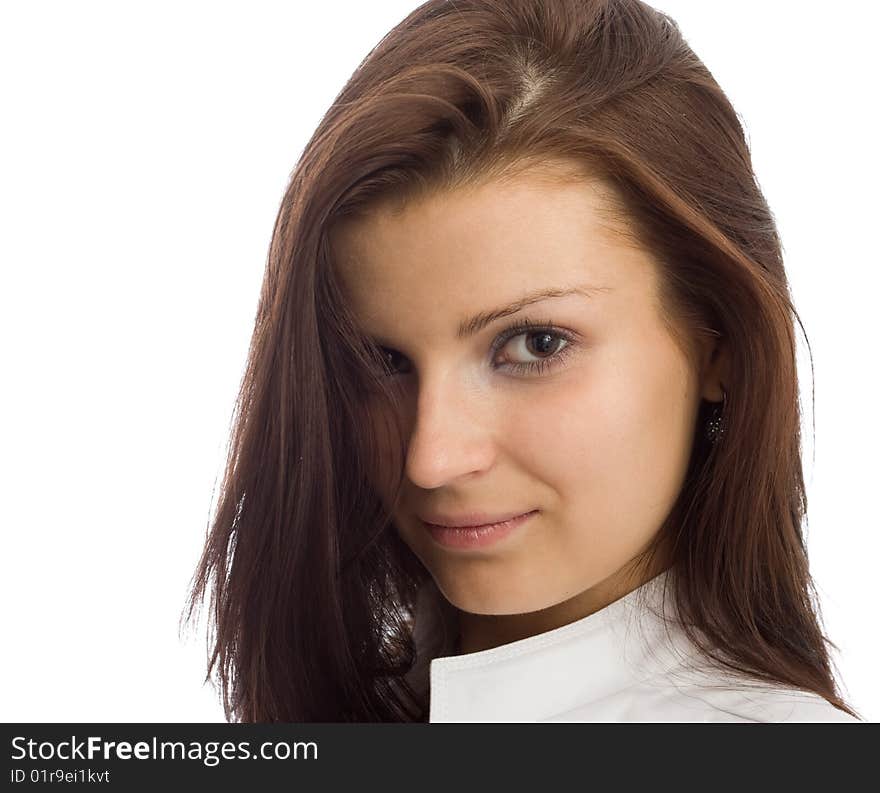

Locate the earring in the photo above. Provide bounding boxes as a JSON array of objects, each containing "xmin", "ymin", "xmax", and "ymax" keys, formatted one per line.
[{"xmin": 705, "ymin": 385, "xmax": 727, "ymax": 444}]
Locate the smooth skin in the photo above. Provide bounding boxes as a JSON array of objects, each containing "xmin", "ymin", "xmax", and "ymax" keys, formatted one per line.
[{"xmin": 331, "ymin": 161, "xmax": 729, "ymax": 655}]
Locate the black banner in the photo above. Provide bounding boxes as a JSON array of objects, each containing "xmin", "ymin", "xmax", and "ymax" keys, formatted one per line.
[{"xmin": 0, "ymin": 723, "xmax": 874, "ymax": 790}]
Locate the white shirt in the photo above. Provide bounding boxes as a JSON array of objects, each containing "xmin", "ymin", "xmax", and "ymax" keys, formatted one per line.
[{"xmin": 404, "ymin": 570, "xmax": 860, "ymax": 722}]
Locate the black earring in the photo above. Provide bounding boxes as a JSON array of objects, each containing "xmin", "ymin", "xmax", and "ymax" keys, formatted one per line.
[{"xmin": 705, "ymin": 385, "xmax": 727, "ymax": 444}]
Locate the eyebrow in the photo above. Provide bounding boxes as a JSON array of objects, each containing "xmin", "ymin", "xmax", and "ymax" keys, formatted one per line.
[{"xmin": 456, "ymin": 284, "xmax": 613, "ymax": 339}]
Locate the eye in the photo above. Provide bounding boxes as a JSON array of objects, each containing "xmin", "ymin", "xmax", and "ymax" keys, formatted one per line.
[
  {"xmin": 373, "ymin": 315, "xmax": 579, "ymax": 379},
  {"xmin": 492, "ymin": 317, "xmax": 577, "ymax": 377},
  {"xmin": 377, "ymin": 347, "xmax": 411, "ymax": 376}
]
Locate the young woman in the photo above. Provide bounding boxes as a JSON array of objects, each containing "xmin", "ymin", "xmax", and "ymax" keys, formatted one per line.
[{"xmin": 185, "ymin": 0, "xmax": 862, "ymax": 722}]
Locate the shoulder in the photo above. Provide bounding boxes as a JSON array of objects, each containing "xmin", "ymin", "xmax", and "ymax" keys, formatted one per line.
[
  {"xmin": 546, "ymin": 666, "xmax": 862, "ymax": 723},
  {"xmin": 548, "ymin": 680, "xmax": 861, "ymax": 723},
  {"xmin": 623, "ymin": 614, "xmax": 862, "ymax": 723},
  {"xmin": 672, "ymin": 680, "xmax": 861, "ymax": 723},
  {"xmin": 639, "ymin": 663, "xmax": 862, "ymax": 723}
]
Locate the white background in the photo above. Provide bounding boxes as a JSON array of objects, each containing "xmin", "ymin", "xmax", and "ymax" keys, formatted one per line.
[{"xmin": 1, "ymin": 1, "xmax": 877, "ymax": 722}]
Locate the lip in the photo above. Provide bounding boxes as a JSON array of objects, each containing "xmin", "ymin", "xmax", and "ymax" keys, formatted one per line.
[
  {"xmin": 421, "ymin": 510, "xmax": 538, "ymax": 550},
  {"xmin": 418, "ymin": 509, "xmax": 536, "ymax": 528}
]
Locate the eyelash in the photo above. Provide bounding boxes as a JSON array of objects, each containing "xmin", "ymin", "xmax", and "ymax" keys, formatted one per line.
[
  {"xmin": 491, "ymin": 316, "xmax": 577, "ymax": 376},
  {"xmin": 378, "ymin": 315, "xmax": 578, "ymax": 379}
]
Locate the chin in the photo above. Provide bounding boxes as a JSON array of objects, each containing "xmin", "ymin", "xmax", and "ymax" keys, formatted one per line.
[{"xmin": 431, "ymin": 573, "xmax": 565, "ymax": 616}]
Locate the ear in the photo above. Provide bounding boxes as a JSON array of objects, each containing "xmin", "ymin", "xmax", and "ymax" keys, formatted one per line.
[{"xmin": 696, "ymin": 332, "xmax": 729, "ymax": 402}]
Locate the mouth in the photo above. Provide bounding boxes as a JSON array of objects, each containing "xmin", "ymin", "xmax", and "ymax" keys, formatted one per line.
[
  {"xmin": 420, "ymin": 510, "xmax": 539, "ymax": 550},
  {"xmin": 418, "ymin": 509, "xmax": 538, "ymax": 529}
]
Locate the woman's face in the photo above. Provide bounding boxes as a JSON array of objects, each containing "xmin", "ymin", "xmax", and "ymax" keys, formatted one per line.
[{"xmin": 331, "ymin": 165, "xmax": 723, "ymax": 622}]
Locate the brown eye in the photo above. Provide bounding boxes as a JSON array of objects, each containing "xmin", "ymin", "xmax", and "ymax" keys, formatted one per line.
[
  {"xmin": 371, "ymin": 317, "xmax": 578, "ymax": 382},
  {"xmin": 379, "ymin": 348, "xmax": 410, "ymax": 376},
  {"xmin": 526, "ymin": 332, "xmax": 564, "ymax": 357},
  {"xmin": 491, "ymin": 318, "xmax": 579, "ymax": 377},
  {"xmin": 499, "ymin": 330, "xmax": 569, "ymax": 365}
]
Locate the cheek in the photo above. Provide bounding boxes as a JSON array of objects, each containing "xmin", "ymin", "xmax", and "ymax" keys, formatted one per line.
[{"xmin": 505, "ymin": 343, "xmax": 696, "ymax": 542}]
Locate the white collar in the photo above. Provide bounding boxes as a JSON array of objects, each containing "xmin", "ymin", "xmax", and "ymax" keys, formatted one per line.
[{"xmin": 406, "ymin": 569, "xmax": 707, "ymax": 722}]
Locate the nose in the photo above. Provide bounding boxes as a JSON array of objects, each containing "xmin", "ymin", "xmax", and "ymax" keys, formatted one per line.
[{"xmin": 402, "ymin": 371, "xmax": 497, "ymax": 490}]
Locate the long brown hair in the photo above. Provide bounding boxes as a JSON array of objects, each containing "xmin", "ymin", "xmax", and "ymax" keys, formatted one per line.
[{"xmin": 182, "ymin": 0, "xmax": 860, "ymax": 721}]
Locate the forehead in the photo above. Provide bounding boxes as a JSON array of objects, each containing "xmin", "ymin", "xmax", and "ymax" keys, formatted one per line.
[{"xmin": 329, "ymin": 168, "xmax": 653, "ymax": 332}]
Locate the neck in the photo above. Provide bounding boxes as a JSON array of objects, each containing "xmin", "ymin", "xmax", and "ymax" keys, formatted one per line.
[{"xmin": 455, "ymin": 554, "xmax": 670, "ymax": 655}]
